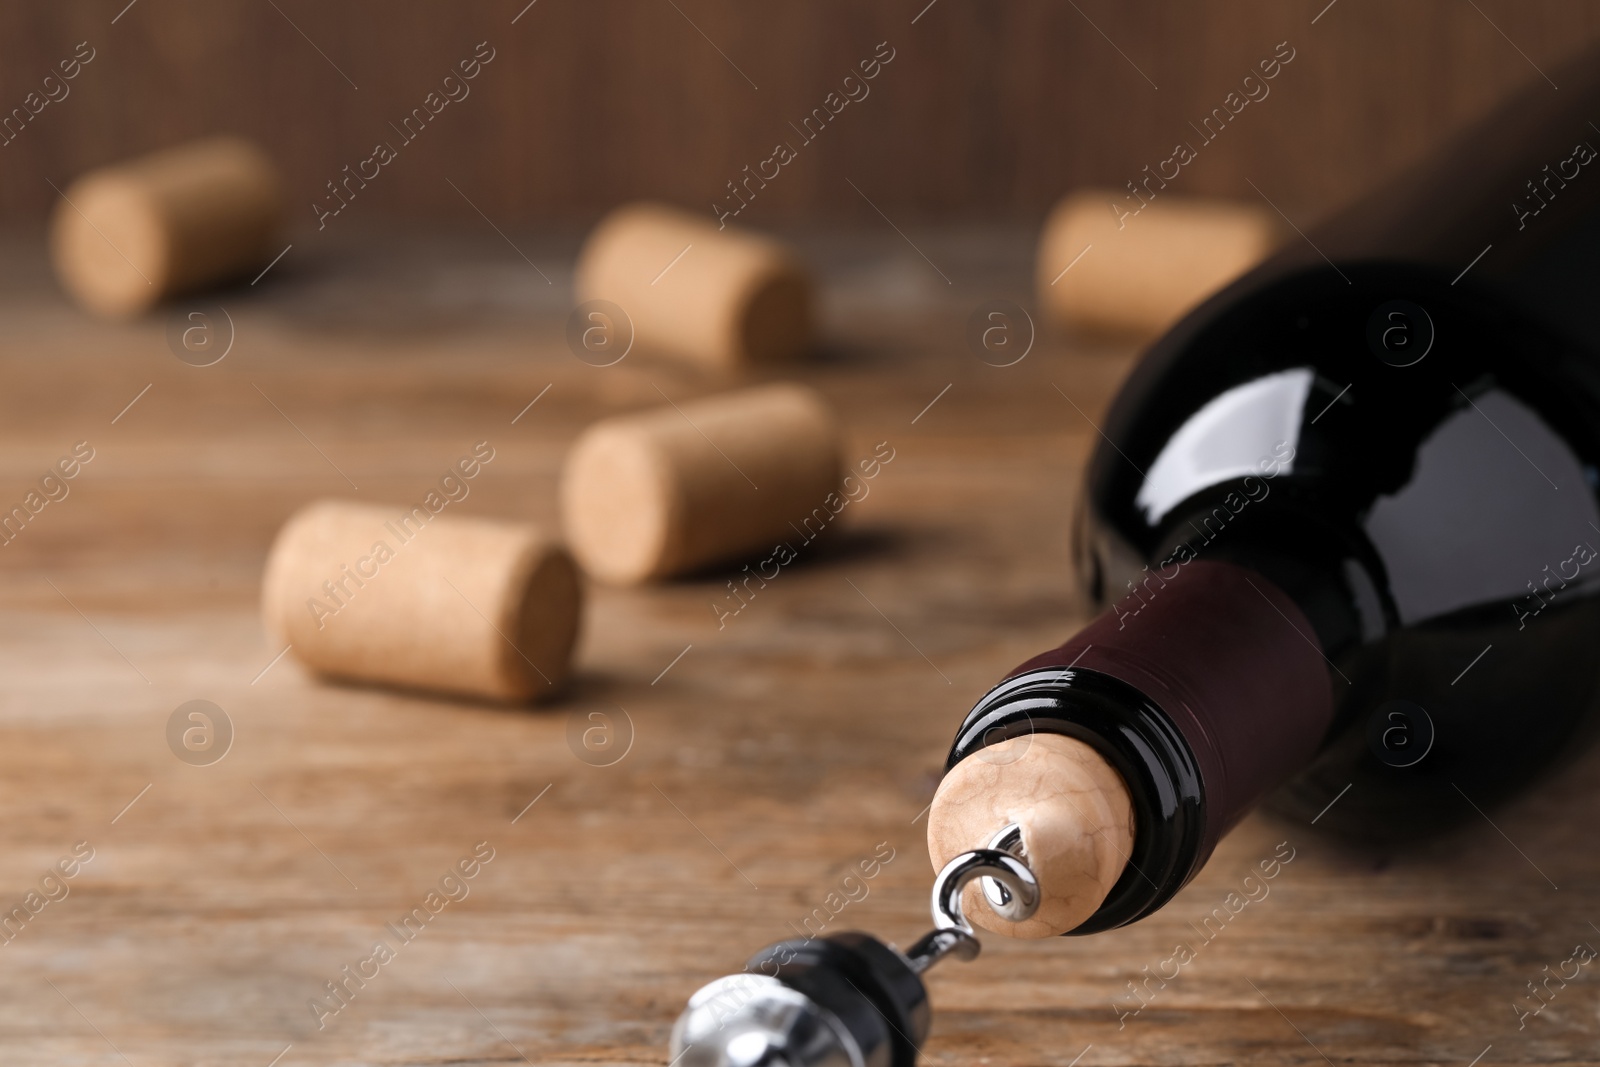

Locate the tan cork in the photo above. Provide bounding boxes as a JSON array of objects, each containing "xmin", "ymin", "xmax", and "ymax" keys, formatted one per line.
[
  {"xmin": 560, "ymin": 382, "xmax": 841, "ymax": 585},
  {"xmin": 928, "ymin": 733, "xmax": 1136, "ymax": 938},
  {"xmin": 574, "ymin": 201, "xmax": 813, "ymax": 368},
  {"xmin": 261, "ymin": 501, "xmax": 582, "ymax": 703},
  {"xmin": 51, "ymin": 136, "xmax": 284, "ymax": 317},
  {"xmin": 1036, "ymin": 190, "xmax": 1286, "ymax": 337}
]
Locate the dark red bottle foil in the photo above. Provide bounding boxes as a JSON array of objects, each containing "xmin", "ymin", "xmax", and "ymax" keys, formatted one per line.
[{"xmin": 1008, "ymin": 560, "xmax": 1335, "ymax": 861}]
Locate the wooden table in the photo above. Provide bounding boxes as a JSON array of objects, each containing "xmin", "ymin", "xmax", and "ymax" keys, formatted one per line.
[{"xmin": 0, "ymin": 230, "xmax": 1595, "ymax": 1067}]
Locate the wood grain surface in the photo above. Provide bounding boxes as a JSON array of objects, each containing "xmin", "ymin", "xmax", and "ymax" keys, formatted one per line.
[
  {"xmin": 2, "ymin": 1, "xmax": 1600, "ymax": 230},
  {"xmin": 0, "ymin": 230, "xmax": 1597, "ymax": 1067}
]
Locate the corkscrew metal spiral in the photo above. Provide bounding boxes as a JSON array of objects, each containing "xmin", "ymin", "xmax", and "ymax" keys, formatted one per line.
[{"xmin": 669, "ymin": 825, "xmax": 1038, "ymax": 1067}]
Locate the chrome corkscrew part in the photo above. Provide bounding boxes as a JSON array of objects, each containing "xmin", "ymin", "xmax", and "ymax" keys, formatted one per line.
[
  {"xmin": 668, "ymin": 832, "xmax": 1040, "ymax": 1067},
  {"xmin": 903, "ymin": 827, "xmax": 1039, "ymax": 973},
  {"xmin": 980, "ymin": 823, "xmax": 1028, "ymax": 912}
]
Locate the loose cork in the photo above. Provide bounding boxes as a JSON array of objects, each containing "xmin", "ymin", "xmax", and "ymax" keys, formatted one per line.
[
  {"xmin": 928, "ymin": 734, "xmax": 1135, "ymax": 938},
  {"xmin": 1036, "ymin": 190, "xmax": 1286, "ymax": 337},
  {"xmin": 574, "ymin": 202, "xmax": 813, "ymax": 368},
  {"xmin": 560, "ymin": 382, "xmax": 841, "ymax": 585},
  {"xmin": 51, "ymin": 136, "xmax": 284, "ymax": 318},
  {"xmin": 261, "ymin": 501, "xmax": 582, "ymax": 703}
]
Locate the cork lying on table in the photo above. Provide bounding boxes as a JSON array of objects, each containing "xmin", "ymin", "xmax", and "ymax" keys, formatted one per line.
[
  {"xmin": 928, "ymin": 733, "xmax": 1136, "ymax": 938},
  {"xmin": 574, "ymin": 201, "xmax": 813, "ymax": 368},
  {"xmin": 560, "ymin": 382, "xmax": 841, "ymax": 585},
  {"xmin": 1035, "ymin": 190, "xmax": 1286, "ymax": 337},
  {"xmin": 50, "ymin": 136, "xmax": 285, "ymax": 318},
  {"xmin": 261, "ymin": 501, "xmax": 582, "ymax": 703}
]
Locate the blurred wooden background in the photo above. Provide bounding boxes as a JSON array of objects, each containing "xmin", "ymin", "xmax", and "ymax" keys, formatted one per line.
[{"xmin": 1, "ymin": 0, "xmax": 1596, "ymax": 232}]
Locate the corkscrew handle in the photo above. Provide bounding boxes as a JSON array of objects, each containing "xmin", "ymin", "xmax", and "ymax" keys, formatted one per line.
[{"xmin": 668, "ymin": 840, "xmax": 1041, "ymax": 1067}]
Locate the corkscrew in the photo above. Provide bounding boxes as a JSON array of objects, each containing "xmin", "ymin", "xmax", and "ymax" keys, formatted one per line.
[{"xmin": 669, "ymin": 825, "xmax": 1037, "ymax": 1067}]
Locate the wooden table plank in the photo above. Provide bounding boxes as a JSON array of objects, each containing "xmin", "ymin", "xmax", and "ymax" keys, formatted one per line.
[{"xmin": 0, "ymin": 231, "xmax": 1595, "ymax": 1067}]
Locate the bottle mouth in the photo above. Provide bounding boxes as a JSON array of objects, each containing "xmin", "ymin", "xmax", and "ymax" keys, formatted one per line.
[{"xmin": 943, "ymin": 666, "xmax": 1208, "ymax": 934}]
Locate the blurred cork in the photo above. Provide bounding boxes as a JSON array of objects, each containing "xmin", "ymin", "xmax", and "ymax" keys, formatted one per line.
[
  {"xmin": 574, "ymin": 202, "xmax": 814, "ymax": 368},
  {"xmin": 50, "ymin": 136, "xmax": 284, "ymax": 318},
  {"xmin": 560, "ymin": 382, "xmax": 841, "ymax": 584},
  {"xmin": 928, "ymin": 733, "xmax": 1135, "ymax": 938},
  {"xmin": 1036, "ymin": 190, "xmax": 1287, "ymax": 337},
  {"xmin": 261, "ymin": 501, "xmax": 582, "ymax": 703}
]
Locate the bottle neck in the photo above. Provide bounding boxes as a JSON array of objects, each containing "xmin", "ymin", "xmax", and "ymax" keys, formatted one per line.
[{"xmin": 945, "ymin": 559, "xmax": 1334, "ymax": 932}]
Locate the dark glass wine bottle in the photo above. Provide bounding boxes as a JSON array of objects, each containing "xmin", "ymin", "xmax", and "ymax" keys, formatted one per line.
[{"xmin": 944, "ymin": 48, "xmax": 1600, "ymax": 932}]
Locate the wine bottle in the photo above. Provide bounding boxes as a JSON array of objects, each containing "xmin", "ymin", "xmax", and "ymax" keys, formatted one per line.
[
  {"xmin": 928, "ymin": 46, "xmax": 1600, "ymax": 937},
  {"xmin": 668, "ymin": 46, "xmax": 1600, "ymax": 1067}
]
